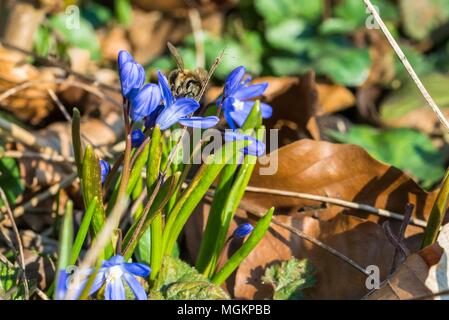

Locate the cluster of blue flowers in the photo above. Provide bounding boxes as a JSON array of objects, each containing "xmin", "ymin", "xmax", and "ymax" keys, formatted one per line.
[{"xmin": 84, "ymin": 51, "xmax": 271, "ymax": 301}]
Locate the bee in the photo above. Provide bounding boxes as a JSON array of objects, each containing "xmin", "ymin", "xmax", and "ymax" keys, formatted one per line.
[{"xmin": 167, "ymin": 42, "xmax": 223, "ymax": 101}]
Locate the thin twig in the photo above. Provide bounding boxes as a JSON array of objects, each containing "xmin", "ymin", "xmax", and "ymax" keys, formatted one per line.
[
  {"xmin": 0, "ymin": 150, "xmax": 74, "ymax": 163},
  {"xmin": 0, "ymin": 187, "xmax": 29, "ymax": 299},
  {"xmin": 35, "ymin": 288, "xmax": 50, "ymax": 300},
  {"xmin": 244, "ymin": 186, "xmax": 428, "ymax": 227},
  {"xmin": 364, "ymin": 0, "xmax": 449, "ymax": 132},
  {"xmin": 188, "ymin": 8, "xmax": 205, "ymax": 69},
  {"xmin": 10, "ymin": 173, "xmax": 77, "ymax": 218}
]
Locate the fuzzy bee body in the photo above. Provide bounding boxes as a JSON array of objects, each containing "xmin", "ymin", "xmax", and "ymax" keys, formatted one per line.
[
  {"xmin": 166, "ymin": 42, "xmax": 223, "ymax": 101},
  {"xmin": 168, "ymin": 68, "xmax": 208, "ymax": 100}
]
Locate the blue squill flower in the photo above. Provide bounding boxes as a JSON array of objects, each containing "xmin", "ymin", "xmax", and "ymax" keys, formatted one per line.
[
  {"xmin": 99, "ymin": 159, "xmax": 110, "ymax": 184},
  {"xmin": 90, "ymin": 255, "xmax": 151, "ymax": 300},
  {"xmin": 224, "ymin": 130, "xmax": 266, "ymax": 157},
  {"xmin": 129, "ymin": 83, "xmax": 161, "ymax": 122},
  {"xmin": 147, "ymin": 71, "xmax": 219, "ymax": 130},
  {"xmin": 234, "ymin": 223, "xmax": 254, "ymax": 238},
  {"xmin": 220, "ymin": 66, "xmax": 272, "ymax": 129},
  {"xmin": 118, "ymin": 50, "xmax": 145, "ymax": 99},
  {"xmin": 131, "ymin": 129, "xmax": 146, "ymax": 148}
]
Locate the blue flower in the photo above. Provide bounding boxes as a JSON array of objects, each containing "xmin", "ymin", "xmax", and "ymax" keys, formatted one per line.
[
  {"xmin": 146, "ymin": 71, "xmax": 219, "ymax": 131},
  {"xmin": 118, "ymin": 50, "xmax": 145, "ymax": 99},
  {"xmin": 220, "ymin": 66, "xmax": 272, "ymax": 129},
  {"xmin": 131, "ymin": 129, "xmax": 146, "ymax": 148},
  {"xmin": 233, "ymin": 223, "xmax": 254, "ymax": 239},
  {"xmin": 91, "ymin": 255, "xmax": 151, "ymax": 300},
  {"xmin": 100, "ymin": 159, "xmax": 110, "ymax": 184},
  {"xmin": 129, "ymin": 83, "xmax": 161, "ymax": 122},
  {"xmin": 224, "ymin": 130, "xmax": 266, "ymax": 157}
]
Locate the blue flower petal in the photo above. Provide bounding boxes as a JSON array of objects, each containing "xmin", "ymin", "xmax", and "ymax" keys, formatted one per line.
[
  {"xmin": 89, "ymin": 270, "xmax": 106, "ymax": 295},
  {"xmin": 233, "ymin": 223, "xmax": 254, "ymax": 238},
  {"xmin": 156, "ymin": 98, "xmax": 200, "ymax": 130},
  {"xmin": 105, "ymin": 279, "xmax": 126, "ymax": 300},
  {"xmin": 131, "ymin": 129, "xmax": 146, "ymax": 148},
  {"xmin": 122, "ymin": 262, "xmax": 151, "ymax": 278},
  {"xmin": 55, "ymin": 270, "xmax": 68, "ymax": 300},
  {"xmin": 178, "ymin": 116, "xmax": 219, "ymax": 129},
  {"xmin": 259, "ymin": 102, "xmax": 273, "ymax": 119},
  {"xmin": 224, "ymin": 131, "xmax": 265, "ymax": 157},
  {"xmin": 103, "ymin": 255, "xmax": 125, "ymax": 268},
  {"xmin": 99, "ymin": 159, "xmax": 110, "ymax": 184},
  {"xmin": 118, "ymin": 50, "xmax": 134, "ymax": 72},
  {"xmin": 120, "ymin": 62, "xmax": 145, "ymax": 98},
  {"xmin": 224, "ymin": 66, "xmax": 245, "ymax": 97},
  {"xmin": 123, "ymin": 272, "xmax": 147, "ymax": 300},
  {"xmin": 243, "ymin": 138, "xmax": 265, "ymax": 157},
  {"xmin": 144, "ymin": 105, "xmax": 164, "ymax": 130},
  {"xmin": 130, "ymin": 83, "xmax": 162, "ymax": 122},
  {"xmin": 158, "ymin": 70, "xmax": 174, "ymax": 107},
  {"xmin": 233, "ymin": 83, "xmax": 268, "ymax": 101}
]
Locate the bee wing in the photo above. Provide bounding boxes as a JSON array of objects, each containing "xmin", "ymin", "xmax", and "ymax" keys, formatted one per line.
[{"xmin": 167, "ymin": 42, "xmax": 185, "ymax": 71}]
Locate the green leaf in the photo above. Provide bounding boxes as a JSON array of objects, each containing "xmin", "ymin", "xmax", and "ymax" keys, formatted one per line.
[
  {"xmin": 400, "ymin": 0, "xmax": 449, "ymax": 40},
  {"xmin": 115, "ymin": 0, "xmax": 132, "ymax": 26},
  {"xmin": 255, "ymin": 0, "xmax": 322, "ymax": 25},
  {"xmin": 334, "ymin": 0, "xmax": 366, "ymax": 28},
  {"xmin": 70, "ymin": 197, "xmax": 97, "ymax": 265},
  {"xmin": 265, "ymin": 19, "xmax": 308, "ymax": 54},
  {"xmin": 329, "ymin": 125, "xmax": 448, "ymax": 188},
  {"xmin": 49, "ymin": 13, "xmax": 101, "ymax": 60},
  {"xmin": 162, "ymin": 139, "xmax": 250, "ymax": 257},
  {"xmin": 81, "ymin": 145, "xmax": 106, "ymax": 235},
  {"xmin": 262, "ymin": 257, "xmax": 315, "ymax": 300},
  {"xmin": 313, "ymin": 45, "xmax": 371, "ymax": 86},
  {"xmin": 212, "ymin": 207, "xmax": 274, "ymax": 285},
  {"xmin": 150, "ymin": 256, "xmax": 229, "ymax": 300},
  {"xmin": 0, "ymin": 147, "xmax": 24, "ymax": 206},
  {"xmin": 380, "ymin": 73, "xmax": 449, "ymax": 122},
  {"xmin": 0, "ymin": 260, "xmax": 25, "ymax": 300},
  {"xmin": 81, "ymin": 2, "xmax": 113, "ymax": 28},
  {"xmin": 422, "ymin": 169, "xmax": 449, "ymax": 248}
]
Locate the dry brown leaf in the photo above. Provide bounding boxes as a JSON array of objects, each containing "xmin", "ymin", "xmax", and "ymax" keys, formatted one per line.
[
  {"xmin": 316, "ymin": 84, "xmax": 355, "ymax": 114},
  {"xmin": 366, "ymin": 243, "xmax": 443, "ymax": 299},
  {"xmin": 232, "ymin": 213, "xmax": 396, "ymax": 299},
  {"xmin": 245, "ymin": 139, "xmax": 435, "ymax": 237},
  {"xmin": 0, "ymin": 46, "xmax": 57, "ymax": 125}
]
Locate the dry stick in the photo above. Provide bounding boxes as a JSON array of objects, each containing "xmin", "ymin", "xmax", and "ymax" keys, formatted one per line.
[
  {"xmin": 10, "ymin": 172, "xmax": 78, "ymax": 218},
  {"xmin": 0, "ymin": 150, "xmax": 74, "ymax": 163},
  {"xmin": 189, "ymin": 8, "xmax": 205, "ymax": 69},
  {"xmin": 0, "ymin": 187, "xmax": 29, "ymax": 299},
  {"xmin": 364, "ymin": 0, "xmax": 449, "ymax": 132},
  {"xmin": 244, "ymin": 186, "xmax": 428, "ymax": 227}
]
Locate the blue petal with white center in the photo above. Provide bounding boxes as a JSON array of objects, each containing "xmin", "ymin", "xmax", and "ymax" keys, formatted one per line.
[
  {"xmin": 221, "ymin": 66, "xmax": 272, "ymax": 129},
  {"xmin": 156, "ymin": 98, "xmax": 200, "ymax": 130},
  {"xmin": 90, "ymin": 255, "xmax": 151, "ymax": 300}
]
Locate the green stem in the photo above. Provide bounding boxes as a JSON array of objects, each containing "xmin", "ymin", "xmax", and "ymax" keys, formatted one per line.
[{"xmin": 212, "ymin": 207, "xmax": 274, "ymax": 286}]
